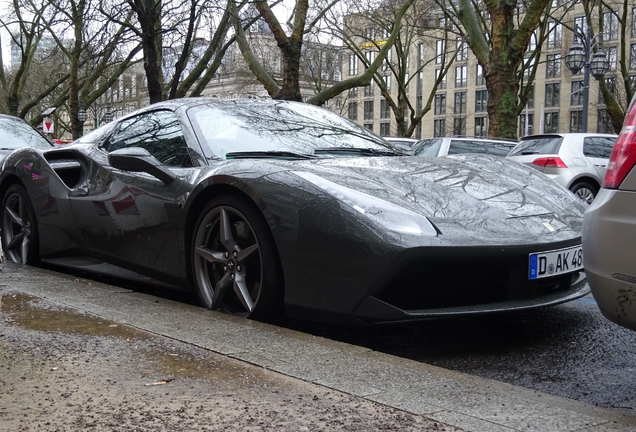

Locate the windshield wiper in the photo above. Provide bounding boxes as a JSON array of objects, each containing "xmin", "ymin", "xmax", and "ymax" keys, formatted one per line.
[
  {"xmin": 314, "ymin": 147, "xmax": 403, "ymax": 156},
  {"xmin": 225, "ymin": 151, "xmax": 317, "ymax": 160}
]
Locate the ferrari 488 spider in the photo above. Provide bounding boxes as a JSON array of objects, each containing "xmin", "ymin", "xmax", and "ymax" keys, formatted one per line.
[{"xmin": 0, "ymin": 98, "xmax": 589, "ymax": 324}]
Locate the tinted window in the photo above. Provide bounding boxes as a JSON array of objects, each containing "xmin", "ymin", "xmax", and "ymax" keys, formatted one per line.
[
  {"xmin": 106, "ymin": 110, "xmax": 192, "ymax": 167},
  {"xmin": 413, "ymin": 139, "xmax": 444, "ymax": 157},
  {"xmin": 0, "ymin": 117, "xmax": 52, "ymax": 150},
  {"xmin": 508, "ymin": 136, "xmax": 563, "ymax": 156},
  {"xmin": 448, "ymin": 140, "xmax": 487, "ymax": 155},
  {"xmin": 583, "ymin": 136, "xmax": 616, "ymax": 159},
  {"xmin": 486, "ymin": 142, "xmax": 517, "ymax": 156}
]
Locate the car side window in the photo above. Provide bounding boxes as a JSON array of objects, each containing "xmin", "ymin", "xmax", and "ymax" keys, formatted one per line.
[
  {"xmin": 105, "ymin": 110, "xmax": 193, "ymax": 167},
  {"xmin": 583, "ymin": 137, "xmax": 616, "ymax": 159}
]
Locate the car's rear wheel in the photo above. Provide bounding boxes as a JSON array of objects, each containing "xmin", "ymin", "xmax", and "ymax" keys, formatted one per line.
[
  {"xmin": 570, "ymin": 182, "xmax": 598, "ymax": 204},
  {"xmin": 1, "ymin": 184, "xmax": 39, "ymax": 264},
  {"xmin": 191, "ymin": 195, "xmax": 283, "ymax": 320}
]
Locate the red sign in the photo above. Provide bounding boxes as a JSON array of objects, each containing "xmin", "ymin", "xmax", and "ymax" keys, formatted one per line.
[{"xmin": 43, "ymin": 121, "xmax": 54, "ymax": 134}]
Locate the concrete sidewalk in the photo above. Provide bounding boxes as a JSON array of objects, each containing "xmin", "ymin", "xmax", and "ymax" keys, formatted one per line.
[{"xmin": 2, "ymin": 262, "xmax": 635, "ymax": 432}]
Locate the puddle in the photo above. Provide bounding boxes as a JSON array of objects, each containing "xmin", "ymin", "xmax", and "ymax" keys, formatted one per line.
[{"xmin": 0, "ymin": 292, "xmax": 281, "ymax": 385}]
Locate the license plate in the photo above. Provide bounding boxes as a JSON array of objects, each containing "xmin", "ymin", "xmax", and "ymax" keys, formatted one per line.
[{"xmin": 529, "ymin": 245, "xmax": 583, "ymax": 280}]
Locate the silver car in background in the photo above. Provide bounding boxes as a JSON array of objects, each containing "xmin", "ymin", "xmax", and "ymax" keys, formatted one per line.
[
  {"xmin": 582, "ymin": 95, "xmax": 636, "ymax": 331},
  {"xmin": 507, "ymin": 133, "xmax": 618, "ymax": 204}
]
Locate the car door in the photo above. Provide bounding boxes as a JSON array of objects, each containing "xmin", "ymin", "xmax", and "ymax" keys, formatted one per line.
[
  {"xmin": 583, "ymin": 136, "xmax": 616, "ymax": 180},
  {"xmin": 69, "ymin": 110, "xmax": 192, "ymax": 279}
]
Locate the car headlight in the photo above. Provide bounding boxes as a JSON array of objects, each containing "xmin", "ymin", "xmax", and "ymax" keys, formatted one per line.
[{"xmin": 293, "ymin": 171, "xmax": 437, "ymax": 236}]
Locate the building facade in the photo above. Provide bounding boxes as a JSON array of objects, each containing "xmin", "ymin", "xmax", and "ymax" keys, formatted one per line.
[{"xmin": 342, "ymin": 2, "xmax": 636, "ymax": 139}]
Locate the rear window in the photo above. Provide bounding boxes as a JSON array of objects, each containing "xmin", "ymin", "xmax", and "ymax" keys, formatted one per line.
[
  {"xmin": 447, "ymin": 140, "xmax": 517, "ymax": 156},
  {"xmin": 508, "ymin": 136, "xmax": 563, "ymax": 156},
  {"xmin": 413, "ymin": 138, "xmax": 443, "ymax": 157},
  {"xmin": 583, "ymin": 136, "xmax": 616, "ymax": 159},
  {"xmin": 448, "ymin": 140, "xmax": 487, "ymax": 155}
]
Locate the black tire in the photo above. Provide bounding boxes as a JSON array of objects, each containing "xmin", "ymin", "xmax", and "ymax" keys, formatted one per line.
[
  {"xmin": 191, "ymin": 194, "xmax": 283, "ymax": 320},
  {"xmin": 1, "ymin": 184, "xmax": 40, "ymax": 264},
  {"xmin": 570, "ymin": 182, "xmax": 598, "ymax": 205}
]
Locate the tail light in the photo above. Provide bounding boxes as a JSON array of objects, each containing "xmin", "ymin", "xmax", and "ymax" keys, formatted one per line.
[
  {"xmin": 533, "ymin": 157, "xmax": 567, "ymax": 168},
  {"xmin": 604, "ymin": 101, "xmax": 636, "ymax": 189}
]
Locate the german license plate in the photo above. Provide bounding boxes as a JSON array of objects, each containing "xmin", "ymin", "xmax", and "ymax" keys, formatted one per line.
[{"xmin": 529, "ymin": 245, "xmax": 583, "ymax": 280}]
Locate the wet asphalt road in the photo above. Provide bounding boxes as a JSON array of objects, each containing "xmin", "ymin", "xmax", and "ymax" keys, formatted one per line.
[{"xmin": 24, "ymin": 263, "xmax": 636, "ymax": 415}]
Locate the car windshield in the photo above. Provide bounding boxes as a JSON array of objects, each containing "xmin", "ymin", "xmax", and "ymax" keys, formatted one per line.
[
  {"xmin": 187, "ymin": 100, "xmax": 394, "ymax": 158},
  {"xmin": 0, "ymin": 117, "xmax": 52, "ymax": 150},
  {"xmin": 413, "ymin": 138, "xmax": 443, "ymax": 157},
  {"xmin": 508, "ymin": 136, "xmax": 563, "ymax": 156}
]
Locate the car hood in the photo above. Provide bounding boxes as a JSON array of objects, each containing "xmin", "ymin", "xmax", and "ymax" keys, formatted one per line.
[{"xmin": 277, "ymin": 154, "xmax": 585, "ymax": 243}]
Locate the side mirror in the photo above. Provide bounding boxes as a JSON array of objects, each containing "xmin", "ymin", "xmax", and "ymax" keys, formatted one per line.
[{"xmin": 108, "ymin": 147, "xmax": 177, "ymax": 184}]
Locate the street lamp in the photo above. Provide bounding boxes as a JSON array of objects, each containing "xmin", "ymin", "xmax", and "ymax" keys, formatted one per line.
[
  {"xmin": 565, "ymin": 25, "xmax": 610, "ymax": 132},
  {"xmin": 77, "ymin": 109, "xmax": 87, "ymax": 123},
  {"xmin": 78, "ymin": 103, "xmax": 113, "ymax": 129}
]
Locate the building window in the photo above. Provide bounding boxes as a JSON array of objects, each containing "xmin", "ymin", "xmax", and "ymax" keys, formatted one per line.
[
  {"xmin": 607, "ymin": 46, "xmax": 617, "ymax": 71},
  {"xmin": 456, "ymin": 38, "xmax": 467, "ymax": 62},
  {"xmin": 380, "ymin": 122, "xmax": 391, "ymax": 136},
  {"xmin": 475, "ymin": 117, "xmax": 487, "ymax": 137},
  {"xmin": 349, "ymin": 54, "xmax": 358, "ymax": 76},
  {"xmin": 453, "ymin": 117, "xmax": 466, "ymax": 136},
  {"xmin": 365, "ymin": 50, "xmax": 375, "ymax": 69},
  {"xmin": 380, "ymin": 99, "xmax": 391, "ymax": 119},
  {"xmin": 454, "ymin": 91, "xmax": 466, "ymax": 114},
  {"xmin": 455, "ymin": 66, "xmax": 467, "ymax": 87},
  {"xmin": 436, "ymin": 39, "xmax": 445, "ymax": 64},
  {"xmin": 544, "ymin": 112, "xmax": 559, "ymax": 133},
  {"xmin": 523, "ymin": 84, "xmax": 535, "ymax": 108},
  {"xmin": 574, "ymin": 16, "xmax": 585, "ymax": 43},
  {"xmin": 364, "ymin": 123, "xmax": 373, "ymax": 132},
  {"xmin": 434, "ymin": 119, "xmax": 445, "ymax": 137},
  {"xmin": 348, "ymin": 102, "xmax": 358, "ymax": 121},
  {"xmin": 384, "ymin": 75, "xmax": 391, "ymax": 93},
  {"xmin": 349, "ymin": 87, "xmax": 358, "ymax": 98},
  {"xmin": 632, "ymin": 7, "xmax": 636, "ymax": 37},
  {"xmin": 520, "ymin": 113, "xmax": 534, "ymax": 137},
  {"xmin": 416, "ymin": 95, "xmax": 422, "ymax": 112},
  {"xmin": 365, "ymin": 27, "xmax": 375, "ymax": 40},
  {"xmin": 523, "ymin": 56, "xmax": 536, "ymax": 81},
  {"xmin": 546, "ymin": 54, "xmax": 561, "ymax": 78},
  {"xmin": 476, "ymin": 65, "xmax": 485, "ymax": 86},
  {"xmin": 418, "ymin": 43, "xmax": 425, "ymax": 67},
  {"xmin": 435, "ymin": 69, "xmax": 446, "ymax": 89},
  {"xmin": 383, "ymin": 49, "xmax": 391, "ymax": 71},
  {"xmin": 545, "ymin": 83, "xmax": 560, "ymax": 107},
  {"xmin": 570, "ymin": 111, "xmax": 583, "ymax": 132},
  {"xmin": 364, "ymin": 80, "xmax": 374, "ymax": 97},
  {"xmin": 598, "ymin": 109, "xmax": 615, "ymax": 133},
  {"xmin": 475, "ymin": 89, "xmax": 488, "ymax": 112},
  {"xmin": 434, "ymin": 93, "xmax": 446, "ymax": 115},
  {"xmin": 571, "ymin": 81, "xmax": 583, "ymax": 105},
  {"xmin": 547, "ymin": 20, "xmax": 562, "ymax": 49},
  {"xmin": 602, "ymin": 10, "xmax": 619, "ymax": 41},
  {"xmin": 363, "ymin": 100, "xmax": 374, "ymax": 120},
  {"xmin": 630, "ymin": 44, "xmax": 636, "ymax": 69}
]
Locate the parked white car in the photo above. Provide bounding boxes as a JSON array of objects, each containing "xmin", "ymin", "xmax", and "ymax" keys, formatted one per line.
[{"xmin": 506, "ymin": 133, "xmax": 618, "ymax": 204}]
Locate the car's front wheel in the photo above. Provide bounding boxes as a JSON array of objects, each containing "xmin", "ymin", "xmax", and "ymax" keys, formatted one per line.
[
  {"xmin": 570, "ymin": 182, "xmax": 598, "ymax": 204},
  {"xmin": 191, "ymin": 195, "xmax": 283, "ymax": 320},
  {"xmin": 1, "ymin": 184, "xmax": 39, "ymax": 264}
]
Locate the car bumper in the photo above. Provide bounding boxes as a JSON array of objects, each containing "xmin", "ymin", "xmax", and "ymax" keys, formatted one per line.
[{"xmin": 583, "ymin": 188, "xmax": 636, "ymax": 331}]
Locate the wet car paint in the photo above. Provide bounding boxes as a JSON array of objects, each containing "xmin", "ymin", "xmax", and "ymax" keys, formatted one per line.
[{"xmin": 0, "ymin": 98, "xmax": 590, "ymax": 324}]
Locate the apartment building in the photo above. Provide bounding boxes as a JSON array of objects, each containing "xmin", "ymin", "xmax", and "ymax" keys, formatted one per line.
[{"xmin": 342, "ymin": 2, "xmax": 636, "ymax": 139}]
